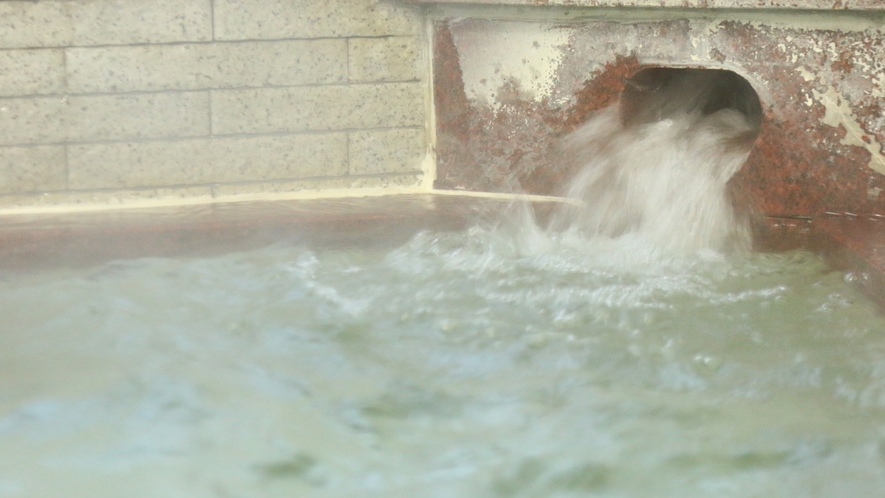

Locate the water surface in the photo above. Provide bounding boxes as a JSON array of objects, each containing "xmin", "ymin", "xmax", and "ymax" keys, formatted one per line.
[{"xmin": 1, "ymin": 225, "xmax": 884, "ymax": 497}]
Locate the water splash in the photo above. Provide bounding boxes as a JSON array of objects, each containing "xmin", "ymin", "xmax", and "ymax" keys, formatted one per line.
[
  {"xmin": 548, "ymin": 71, "xmax": 760, "ymax": 254},
  {"xmin": 2, "ymin": 224, "xmax": 884, "ymax": 496}
]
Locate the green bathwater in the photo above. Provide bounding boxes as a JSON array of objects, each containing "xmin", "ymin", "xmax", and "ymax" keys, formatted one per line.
[{"xmin": 1, "ymin": 226, "xmax": 884, "ymax": 497}]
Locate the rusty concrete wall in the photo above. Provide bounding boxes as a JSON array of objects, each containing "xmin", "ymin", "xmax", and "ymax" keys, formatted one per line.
[
  {"xmin": 431, "ymin": 13, "xmax": 885, "ymax": 218},
  {"xmin": 411, "ymin": 0, "xmax": 885, "ymax": 9}
]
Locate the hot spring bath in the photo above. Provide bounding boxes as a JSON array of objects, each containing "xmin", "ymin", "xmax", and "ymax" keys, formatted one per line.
[{"xmin": 0, "ymin": 196, "xmax": 884, "ymax": 497}]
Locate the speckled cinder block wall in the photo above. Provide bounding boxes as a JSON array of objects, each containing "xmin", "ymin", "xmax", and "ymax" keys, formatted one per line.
[{"xmin": 0, "ymin": 0, "xmax": 428, "ymax": 210}]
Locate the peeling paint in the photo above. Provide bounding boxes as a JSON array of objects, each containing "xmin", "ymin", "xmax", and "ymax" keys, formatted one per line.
[
  {"xmin": 814, "ymin": 85, "xmax": 885, "ymax": 175},
  {"xmin": 408, "ymin": 0, "xmax": 885, "ymax": 8},
  {"xmin": 450, "ymin": 20, "xmax": 571, "ymax": 111},
  {"xmin": 423, "ymin": 4, "xmax": 885, "ymax": 305},
  {"xmin": 432, "ymin": 16, "xmax": 885, "ymax": 218},
  {"xmin": 798, "ymin": 67, "xmax": 817, "ymax": 82}
]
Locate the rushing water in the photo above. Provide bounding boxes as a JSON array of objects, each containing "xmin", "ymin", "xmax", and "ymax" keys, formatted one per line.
[
  {"xmin": 1, "ymin": 223, "xmax": 884, "ymax": 497},
  {"xmin": 553, "ymin": 98, "xmax": 757, "ymax": 253},
  {"xmin": 1, "ymin": 79, "xmax": 881, "ymax": 496}
]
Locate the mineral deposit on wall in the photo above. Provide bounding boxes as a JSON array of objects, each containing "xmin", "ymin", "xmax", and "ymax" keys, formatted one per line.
[{"xmin": 432, "ymin": 14, "xmax": 885, "ymax": 218}]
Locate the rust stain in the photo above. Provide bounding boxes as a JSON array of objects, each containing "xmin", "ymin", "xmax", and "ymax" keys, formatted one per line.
[
  {"xmin": 432, "ymin": 23, "xmax": 477, "ymax": 191},
  {"xmin": 432, "ymin": 24, "xmax": 642, "ymax": 196},
  {"xmin": 716, "ymin": 21, "xmax": 885, "ymax": 218},
  {"xmin": 525, "ymin": 55, "xmax": 642, "ymax": 195},
  {"xmin": 562, "ymin": 55, "xmax": 640, "ymax": 132},
  {"xmin": 431, "ymin": 18, "xmax": 885, "ymax": 217}
]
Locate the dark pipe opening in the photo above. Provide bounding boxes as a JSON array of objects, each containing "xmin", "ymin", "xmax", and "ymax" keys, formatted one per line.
[{"xmin": 620, "ymin": 67, "xmax": 763, "ymax": 138}]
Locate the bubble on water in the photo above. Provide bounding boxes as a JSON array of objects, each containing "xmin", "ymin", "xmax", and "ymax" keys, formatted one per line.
[
  {"xmin": 693, "ymin": 354, "xmax": 723, "ymax": 372},
  {"xmin": 844, "ymin": 272, "xmax": 870, "ymax": 285}
]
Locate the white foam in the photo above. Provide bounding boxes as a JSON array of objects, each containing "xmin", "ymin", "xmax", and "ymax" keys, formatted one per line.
[{"xmin": 551, "ymin": 104, "xmax": 756, "ymax": 253}]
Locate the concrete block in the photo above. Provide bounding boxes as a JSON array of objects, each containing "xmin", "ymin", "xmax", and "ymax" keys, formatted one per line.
[
  {"xmin": 0, "ymin": 185, "xmax": 215, "ymax": 209},
  {"xmin": 205, "ymin": 133, "xmax": 349, "ymax": 182},
  {"xmin": 349, "ymin": 128, "xmax": 425, "ymax": 175},
  {"xmin": 0, "ymin": 0, "xmax": 211, "ymax": 48},
  {"xmin": 0, "ymin": 49, "xmax": 65, "ymax": 97},
  {"xmin": 214, "ymin": 0, "xmax": 417, "ymax": 40},
  {"xmin": 349, "ymin": 36, "xmax": 423, "ymax": 83},
  {"xmin": 0, "ymin": 145, "xmax": 66, "ymax": 194},
  {"xmin": 218, "ymin": 40, "xmax": 347, "ymax": 86},
  {"xmin": 68, "ymin": 139, "xmax": 203, "ymax": 188},
  {"xmin": 0, "ymin": 92, "xmax": 209, "ymax": 145},
  {"xmin": 0, "ymin": 1, "xmax": 72, "ymax": 49},
  {"xmin": 211, "ymin": 83, "xmax": 425, "ymax": 135},
  {"xmin": 68, "ymin": 133, "xmax": 348, "ymax": 189},
  {"xmin": 70, "ymin": 0, "xmax": 212, "ymax": 45},
  {"xmin": 212, "ymin": 173, "xmax": 424, "ymax": 196},
  {"xmin": 67, "ymin": 92, "xmax": 211, "ymax": 142},
  {"xmin": 0, "ymin": 97, "xmax": 67, "ymax": 146},
  {"xmin": 66, "ymin": 39, "xmax": 347, "ymax": 93}
]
